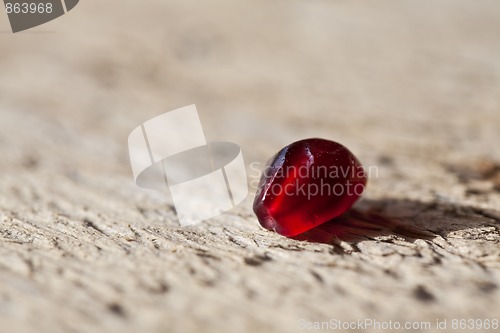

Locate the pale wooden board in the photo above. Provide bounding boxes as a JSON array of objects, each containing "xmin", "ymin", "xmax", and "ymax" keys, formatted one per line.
[{"xmin": 0, "ymin": 1, "xmax": 499, "ymax": 332}]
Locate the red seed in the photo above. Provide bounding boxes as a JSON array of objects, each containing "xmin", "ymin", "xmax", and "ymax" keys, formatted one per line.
[{"xmin": 253, "ymin": 138, "xmax": 367, "ymax": 236}]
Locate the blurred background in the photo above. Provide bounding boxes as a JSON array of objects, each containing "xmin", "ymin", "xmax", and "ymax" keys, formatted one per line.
[
  {"xmin": 1, "ymin": 1, "xmax": 499, "ymax": 332},
  {"xmin": 1, "ymin": 1, "xmax": 500, "ymax": 198}
]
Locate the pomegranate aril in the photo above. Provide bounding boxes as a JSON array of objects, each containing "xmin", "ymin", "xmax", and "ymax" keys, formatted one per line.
[{"xmin": 253, "ymin": 138, "xmax": 367, "ymax": 236}]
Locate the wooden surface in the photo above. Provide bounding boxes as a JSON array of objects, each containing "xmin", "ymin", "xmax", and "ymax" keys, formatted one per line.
[{"xmin": 1, "ymin": 1, "xmax": 499, "ymax": 332}]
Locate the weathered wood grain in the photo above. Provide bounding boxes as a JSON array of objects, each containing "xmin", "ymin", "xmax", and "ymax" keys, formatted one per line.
[{"xmin": 0, "ymin": 1, "xmax": 499, "ymax": 332}]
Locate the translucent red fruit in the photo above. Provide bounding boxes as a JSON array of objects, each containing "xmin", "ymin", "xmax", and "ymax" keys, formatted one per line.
[{"xmin": 253, "ymin": 138, "xmax": 367, "ymax": 237}]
